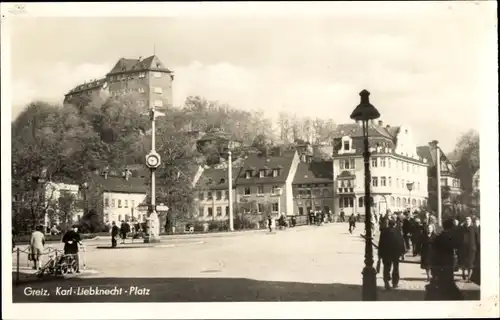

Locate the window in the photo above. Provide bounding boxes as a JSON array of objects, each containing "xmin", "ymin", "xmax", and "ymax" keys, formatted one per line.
[
  {"xmin": 359, "ymin": 197, "xmax": 364, "ymax": 207},
  {"xmin": 417, "ymin": 182, "xmax": 420, "ymax": 190},
  {"xmin": 105, "ymin": 198, "xmax": 109, "ymax": 207},
  {"xmin": 259, "ymin": 170, "xmax": 265, "ymax": 178},
  {"xmin": 349, "ymin": 158, "xmax": 355, "ymax": 169},
  {"xmin": 272, "ymin": 185, "xmax": 279, "ymax": 194},
  {"xmin": 406, "ymin": 163, "xmax": 410, "ymax": 172},
  {"xmin": 397, "ymin": 197, "xmax": 401, "ymax": 207},
  {"xmin": 396, "ymin": 178, "xmax": 399, "ymax": 188},
  {"xmin": 245, "ymin": 171, "xmax": 251, "ymax": 179},
  {"xmin": 390, "ymin": 197, "xmax": 395, "ymax": 207},
  {"xmin": 112, "ymin": 199, "xmax": 115, "ymax": 208},
  {"xmin": 339, "ymin": 160, "xmax": 344, "ymax": 169},
  {"xmin": 388, "ymin": 177, "xmax": 392, "ymax": 187},
  {"xmin": 324, "ymin": 206, "xmax": 330, "ymax": 213},
  {"xmin": 257, "ymin": 185, "xmax": 264, "ymax": 195},
  {"xmin": 388, "ymin": 158, "xmax": 392, "ymax": 168},
  {"xmin": 343, "ymin": 141, "xmax": 350, "ymax": 150},
  {"xmin": 131, "ymin": 200, "xmax": 135, "ymax": 208},
  {"xmin": 340, "ymin": 197, "xmax": 354, "ymax": 208},
  {"xmin": 272, "ymin": 203, "xmax": 279, "ymax": 212},
  {"xmin": 372, "ymin": 177, "xmax": 378, "ymax": 187},
  {"xmin": 216, "ymin": 207, "xmax": 222, "ymax": 216},
  {"xmin": 199, "ymin": 207, "xmax": 204, "ymax": 216},
  {"xmin": 412, "ymin": 164, "xmax": 416, "ymax": 173},
  {"xmin": 154, "ymin": 87, "xmax": 163, "ymax": 94},
  {"xmin": 244, "ymin": 187, "xmax": 251, "ymax": 195},
  {"xmin": 199, "ymin": 192, "xmax": 204, "ymax": 200},
  {"xmin": 125, "ymin": 200, "xmax": 128, "ymax": 208},
  {"xmin": 381, "ymin": 177, "xmax": 386, "ymax": 187},
  {"xmin": 154, "ymin": 71, "xmax": 162, "ymax": 78},
  {"xmin": 216, "ymin": 191, "xmax": 222, "ymax": 200},
  {"xmin": 118, "ymin": 215, "xmax": 122, "ymax": 222},
  {"xmin": 139, "ymin": 72, "xmax": 146, "ymax": 78},
  {"xmin": 208, "ymin": 208, "xmax": 213, "ymax": 216},
  {"xmin": 258, "ymin": 204, "xmax": 264, "ymax": 213},
  {"xmin": 207, "ymin": 192, "xmax": 213, "ymax": 200},
  {"xmin": 154, "ymin": 100, "xmax": 163, "ymax": 107},
  {"xmin": 380, "ymin": 158, "xmax": 386, "ymax": 167},
  {"xmin": 298, "ymin": 207, "xmax": 304, "ymax": 215},
  {"xmin": 225, "ymin": 206, "xmax": 229, "ymax": 216},
  {"xmin": 138, "ymin": 88, "xmax": 145, "ymax": 93},
  {"xmin": 322, "ymin": 189, "xmax": 330, "ymax": 197},
  {"xmin": 118, "ymin": 199, "xmax": 122, "ymax": 208},
  {"xmin": 272, "ymin": 169, "xmax": 279, "ymax": 177},
  {"xmin": 402, "ymin": 179, "xmax": 405, "ymax": 188},
  {"xmin": 371, "ymin": 158, "xmax": 378, "ymax": 167}
]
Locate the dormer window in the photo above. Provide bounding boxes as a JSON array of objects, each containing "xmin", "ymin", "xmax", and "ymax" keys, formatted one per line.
[
  {"xmin": 259, "ymin": 170, "xmax": 265, "ymax": 178},
  {"xmin": 343, "ymin": 141, "xmax": 350, "ymax": 150},
  {"xmin": 245, "ymin": 171, "xmax": 251, "ymax": 179},
  {"xmin": 272, "ymin": 169, "xmax": 279, "ymax": 177},
  {"xmin": 341, "ymin": 136, "xmax": 353, "ymax": 152}
]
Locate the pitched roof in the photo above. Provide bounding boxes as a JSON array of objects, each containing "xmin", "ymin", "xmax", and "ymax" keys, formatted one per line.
[
  {"xmin": 332, "ymin": 122, "xmax": 398, "ymax": 140},
  {"xmin": 417, "ymin": 145, "xmax": 457, "ymax": 175},
  {"xmin": 198, "ymin": 128, "xmax": 235, "ymax": 142},
  {"xmin": 292, "ymin": 161, "xmax": 333, "ymax": 185},
  {"xmin": 107, "ymin": 55, "xmax": 172, "ymax": 75},
  {"xmin": 195, "ymin": 167, "xmax": 242, "ymax": 190},
  {"xmin": 236, "ymin": 150, "xmax": 297, "ymax": 185},
  {"xmin": 416, "ymin": 145, "xmax": 435, "ymax": 165},
  {"xmin": 66, "ymin": 78, "xmax": 107, "ymax": 95},
  {"xmin": 91, "ymin": 175, "xmax": 148, "ymax": 194}
]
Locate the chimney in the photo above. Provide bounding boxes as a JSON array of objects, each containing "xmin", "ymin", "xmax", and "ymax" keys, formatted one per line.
[{"xmin": 378, "ymin": 120, "xmax": 383, "ymax": 126}]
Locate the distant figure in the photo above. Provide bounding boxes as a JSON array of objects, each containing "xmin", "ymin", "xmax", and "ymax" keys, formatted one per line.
[
  {"xmin": 356, "ymin": 213, "xmax": 361, "ymax": 222},
  {"xmin": 457, "ymin": 216, "xmax": 477, "ymax": 282},
  {"xmin": 420, "ymin": 224, "xmax": 437, "ymax": 281},
  {"xmin": 422, "ymin": 211, "xmax": 432, "ymax": 230},
  {"xmin": 402, "ymin": 215, "xmax": 413, "ymax": 253},
  {"xmin": 348, "ymin": 214, "xmax": 356, "ymax": 234},
  {"xmin": 30, "ymin": 225, "xmax": 45, "ymax": 270},
  {"xmin": 471, "ymin": 218, "xmax": 481, "ymax": 285},
  {"xmin": 111, "ymin": 222, "xmax": 119, "ymax": 248},
  {"xmin": 62, "ymin": 225, "xmax": 82, "ymax": 273},
  {"xmin": 120, "ymin": 220, "xmax": 130, "ymax": 244},
  {"xmin": 267, "ymin": 215, "xmax": 273, "ymax": 232},
  {"xmin": 411, "ymin": 218, "xmax": 423, "ymax": 256},
  {"xmin": 340, "ymin": 210, "xmax": 345, "ymax": 222},
  {"xmin": 378, "ymin": 220, "xmax": 405, "ymax": 290},
  {"xmin": 12, "ymin": 228, "xmax": 16, "ymax": 251}
]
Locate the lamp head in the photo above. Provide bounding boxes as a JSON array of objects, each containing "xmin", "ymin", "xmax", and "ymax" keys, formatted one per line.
[
  {"xmin": 350, "ymin": 90, "xmax": 381, "ymax": 122},
  {"xmin": 406, "ymin": 182, "xmax": 414, "ymax": 191}
]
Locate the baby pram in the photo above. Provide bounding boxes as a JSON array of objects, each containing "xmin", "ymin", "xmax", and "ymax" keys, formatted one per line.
[{"xmin": 36, "ymin": 249, "xmax": 81, "ymax": 278}]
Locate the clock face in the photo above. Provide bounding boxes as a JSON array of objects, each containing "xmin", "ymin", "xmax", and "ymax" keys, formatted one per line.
[{"xmin": 147, "ymin": 156, "xmax": 159, "ymax": 166}]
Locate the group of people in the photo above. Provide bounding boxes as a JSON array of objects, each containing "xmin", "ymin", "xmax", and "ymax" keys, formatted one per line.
[
  {"xmin": 109, "ymin": 220, "xmax": 145, "ymax": 247},
  {"xmin": 376, "ymin": 210, "xmax": 481, "ymax": 294},
  {"xmin": 28, "ymin": 224, "xmax": 83, "ymax": 273}
]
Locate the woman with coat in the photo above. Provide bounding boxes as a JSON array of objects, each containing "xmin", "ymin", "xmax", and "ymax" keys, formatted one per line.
[
  {"xmin": 420, "ymin": 223, "xmax": 437, "ymax": 281},
  {"xmin": 457, "ymin": 216, "xmax": 477, "ymax": 282}
]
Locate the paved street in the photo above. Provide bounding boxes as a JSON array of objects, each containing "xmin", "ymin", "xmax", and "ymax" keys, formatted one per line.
[{"xmin": 12, "ymin": 223, "xmax": 479, "ymax": 302}]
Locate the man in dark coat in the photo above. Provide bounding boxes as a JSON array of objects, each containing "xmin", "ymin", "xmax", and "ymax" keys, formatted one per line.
[
  {"xmin": 402, "ymin": 214, "xmax": 413, "ymax": 253},
  {"xmin": 62, "ymin": 225, "xmax": 82, "ymax": 273},
  {"xmin": 348, "ymin": 214, "xmax": 356, "ymax": 234},
  {"xmin": 457, "ymin": 216, "xmax": 477, "ymax": 282},
  {"xmin": 111, "ymin": 221, "xmax": 119, "ymax": 248},
  {"xmin": 471, "ymin": 218, "xmax": 481, "ymax": 285},
  {"xmin": 411, "ymin": 217, "xmax": 423, "ymax": 256},
  {"xmin": 378, "ymin": 220, "xmax": 406, "ymax": 290},
  {"xmin": 427, "ymin": 218, "xmax": 464, "ymax": 300}
]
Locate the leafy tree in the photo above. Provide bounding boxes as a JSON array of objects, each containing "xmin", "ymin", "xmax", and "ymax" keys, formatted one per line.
[
  {"xmin": 450, "ymin": 129, "xmax": 479, "ymax": 203},
  {"xmin": 55, "ymin": 191, "xmax": 79, "ymax": 231}
]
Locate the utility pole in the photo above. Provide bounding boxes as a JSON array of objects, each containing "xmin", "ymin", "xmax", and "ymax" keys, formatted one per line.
[{"xmin": 435, "ymin": 142, "xmax": 442, "ymax": 227}]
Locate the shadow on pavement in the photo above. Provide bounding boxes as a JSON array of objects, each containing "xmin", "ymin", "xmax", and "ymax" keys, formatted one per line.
[{"xmin": 12, "ymin": 272, "xmax": 480, "ymax": 303}]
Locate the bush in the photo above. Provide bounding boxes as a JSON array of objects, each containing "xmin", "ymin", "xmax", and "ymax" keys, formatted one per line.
[
  {"xmin": 234, "ymin": 215, "xmax": 256, "ymax": 230},
  {"xmin": 193, "ymin": 222, "xmax": 206, "ymax": 232},
  {"xmin": 208, "ymin": 220, "xmax": 229, "ymax": 232}
]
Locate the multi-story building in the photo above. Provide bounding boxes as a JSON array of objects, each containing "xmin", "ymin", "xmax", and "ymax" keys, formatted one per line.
[
  {"xmin": 86, "ymin": 169, "xmax": 148, "ymax": 224},
  {"xmin": 292, "ymin": 159, "xmax": 333, "ymax": 216},
  {"xmin": 417, "ymin": 141, "xmax": 463, "ymax": 205},
  {"xmin": 235, "ymin": 150, "xmax": 300, "ymax": 217},
  {"xmin": 64, "ymin": 55, "xmax": 174, "ymax": 110},
  {"xmin": 332, "ymin": 120, "xmax": 429, "ymax": 217},
  {"xmin": 192, "ymin": 166, "xmax": 240, "ymax": 221}
]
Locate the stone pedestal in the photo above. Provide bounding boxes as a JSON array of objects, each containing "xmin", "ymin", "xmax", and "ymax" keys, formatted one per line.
[{"xmin": 144, "ymin": 211, "xmax": 161, "ymax": 243}]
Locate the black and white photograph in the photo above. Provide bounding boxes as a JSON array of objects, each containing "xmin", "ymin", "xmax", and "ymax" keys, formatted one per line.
[{"xmin": 1, "ymin": 2, "xmax": 498, "ymax": 319}]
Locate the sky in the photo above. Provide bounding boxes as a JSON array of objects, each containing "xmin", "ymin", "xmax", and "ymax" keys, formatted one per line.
[{"xmin": 7, "ymin": 2, "xmax": 497, "ymax": 152}]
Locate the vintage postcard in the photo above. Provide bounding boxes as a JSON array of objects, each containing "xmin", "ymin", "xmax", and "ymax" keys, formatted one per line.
[{"xmin": 1, "ymin": 2, "xmax": 498, "ymax": 319}]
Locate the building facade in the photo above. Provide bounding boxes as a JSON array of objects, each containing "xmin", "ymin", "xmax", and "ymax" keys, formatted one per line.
[
  {"xmin": 193, "ymin": 166, "xmax": 240, "ymax": 221},
  {"xmin": 332, "ymin": 120, "xmax": 429, "ymax": 217},
  {"xmin": 292, "ymin": 160, "xmax": 334, "ymax": 216},
  {"xmin": 64, "ymin": 55, "xmax": 174, "ymax": 110},
  {"xmin": 235, "ymin": 150, "xmax": 300, "ymax": 217}
]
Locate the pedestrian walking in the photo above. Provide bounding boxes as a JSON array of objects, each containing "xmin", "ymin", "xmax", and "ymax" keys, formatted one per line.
[
  {"xmin": 420, "ymin": 224, "xmax": 437, "ymax": 281},
  {"xmin": 111, "ymin": 221, "xmax": 119, "ymax": 247},
  {"xmin": 120, "ymin": 220, "xmax": 130, "ymax": 244},
  {"xmin": 348, "ymin": 214, "xmax": 356, "ymax": 234},
  {"xmin": 62, "ymin": 225, "xmax": 82, "ymax": 273},
  {"xmin": 267, "ymin": 215, "xmax": 273, "ymax": 232},
  {"xmin": 30, "ymin": 225, "xmax": 45, "ymax": 270},
  {"xmin": 340, "ymin": 210, "xmax": 345, "ymax": 222},
  {"xmin": 457, "ymin": 216, "xmax": 477, "ymax": 282},
  {"xmin": 402, "ymin": 214, "xmax": 413, "ymax": 253},
  {"xmin": 378, "ymin": 219, "xmax": 405, "ymax": 290},
  {"xmin": 411, "ymin": 218, "xmax": 423, "ymax": 256}
]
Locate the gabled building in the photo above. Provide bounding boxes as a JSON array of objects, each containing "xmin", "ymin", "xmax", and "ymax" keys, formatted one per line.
[
  {"xmin": 235, "ymin": 149, "xmax": 300, "ymax": 216},
  {"xmin": 332, "ymin": 120, "xmax": 429, "ymax": 217},
  {"xmin": 86, "ymin": 168, "xmax": 148, "ymax": 224},
  {"xmin": 192, "ymin": 166, "xmax": 241, "ymax": 221},
  {"xmin": 292, "ymin": 159, "xmax": 333, "ymax": 216},
  {"xmin": 417, "ymin": 140, "xmax": 463, "ymax": 204},
  {"xmin": 64, "ymin": 55, "xmax": 174, "ymax": 110},
  {"xmin": 196, "ymin": 127, "xmax": 243, "ymax": 154}
]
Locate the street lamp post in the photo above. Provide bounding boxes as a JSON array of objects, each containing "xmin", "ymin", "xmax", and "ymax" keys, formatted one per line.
[
  {"xmin": 434, "ymin": 141, "xmax": 443, "ymax": 227},
  {"xmin": 143, "ymin": 106, "xmax": 165, "ymax": 243},
  {"xmin": 406, "ymin": 182, "xmax": 414, "ymax": 213},
  {"xmin": 350, "ymin": 89, "xmax": 380, "ymax": 301}
]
